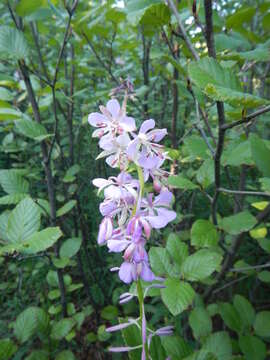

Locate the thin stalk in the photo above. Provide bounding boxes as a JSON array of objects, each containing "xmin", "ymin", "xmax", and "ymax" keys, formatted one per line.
[{"xmin": 137, "ymin": 279, "xmax": 149, "ymax": 360}]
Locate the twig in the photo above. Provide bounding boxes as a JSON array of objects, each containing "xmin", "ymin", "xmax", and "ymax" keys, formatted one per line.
[
  {"xmin": 219, "ymin": 187, "xmax": 270, "ymax": 198},
  {"xmin": 221, "ymin": 104, "xmax": 270, "ymax": 130},
  {"xmin": 230, "ymin": 263, "xmax": 270, "ymax": 273},
  {"xmin": 194, "ymin": 100, "xmax": 215, "ymax": 156},
  {"xmin": 166, "ymin": 0, "xmax": 200, "ymax": 61},
  {"xmin": 213, "ymin": 275, "xmax": 249, "ymax": 295}
]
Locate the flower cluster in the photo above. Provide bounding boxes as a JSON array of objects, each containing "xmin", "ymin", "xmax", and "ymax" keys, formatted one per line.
[{"xmin": 89, "ymin": 97, "xmax": 176, "ymax": 284}]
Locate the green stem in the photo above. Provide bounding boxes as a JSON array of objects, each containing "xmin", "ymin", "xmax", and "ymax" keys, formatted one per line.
[{"xmin": 137, "ymin": 279, "xmax": 149, "ymax": 359}]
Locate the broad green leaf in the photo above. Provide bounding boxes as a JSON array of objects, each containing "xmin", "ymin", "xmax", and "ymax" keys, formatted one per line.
[
  {"xmin": 161, "ymin": 335, "xmax": 192, "ymax": 359},
  {"xmin": 55, "ymin": 351, "xmax": 75, "ymax": 360},
  {"xmin": 63, "ymin": 164, "xmax": 80, "ymax": 183},
  {"xmin": 46, "ymin": 270, "xmax": 59, "ymax": 287},
  {"xmin": 140, "ymin": 3, "xmax": 170, "ymax": 27},
  {"xmin": 250, "ymin": 134, "xmax": 270, "ymax": 177},
  {"xmin": 161, "ymin": 278, "xmax": 195, "ymax": 316},
  {"xmin": 0, "ymin": 193, "xmax": 28, "ymax": 205},
  {"xmin": 149, "ymin": 247, "xmax": 178, "ymax": 277},
  {"xmin": 166, "ymin": 233, "xmax": 188, "ymax": 266},
  {"xmin": 0, "ymin": 170, "xmax": 29, "ymax": 194},
  {"xmin": 218, "ymin": 303, "xmax": 243, "ymax": 333},
  {"xmin": 56, "ymin": 200, "xmax": 77, "ymax": 217},
  {"xmin": 7, "ymin": 198, "xmax": 40, "ymax": 243},
  {"xmin": 168, "ymin": 175, "xmax": 198, "ymax": 190},
  {"xmin": 181, "ymin": 250, "xmax": 222, "ymax": 281},
  {"xmin": 0, "ymin": 211, "xmax": 10, "ymax": 243},
  {"xmin": 14, "ymin": 307, "xmax": 40, "ymax": 343},
  {"xmin": 0, "ymin": 87, "xmax": 13, "ymax": 101},
  {"xmin": 15, "ymin": 119, "xmax": 49, "ymax": 141},
  {"xmin": 126, "ymin": 0, "xmax": 161, "ymax": 25},
  {"xmin": 191, "ymin": 220, "xmax": 218, "ymax": 248},
  {"xmin": 16, "ymin": 0, "xmax": 47, "ymax": 17},
  {"xmin": 249, "ymin": 226, "xmax": 267, "ymax": 239},
  {"xmin": 184, "ymin": 135, "xmax": 210, "ymax": 160},
  {"xmin": 233, "ymin": 295, "xmax": 255, "ymax": 328},
  {"xmin": 258, "ymin": 271, "xmax": 270, "ymax": 283},
  {"xmin": 239, "ymin": 335, "xmax": 266, "ymax": 360},
  {"xmin": 254, "ymin": 311, "xmax": 270, "ymax": 337},
  {"xmin": 251, "ymin": 201, "xmax": 269, "ymax": 211},
  {"xmin": 189, "ymin": 307, "xmax": 212, "ymax": 339},
  {"xmin": 48, "ymin": 289, "xmax": 61, "ymax": 300},
  {"xmin": 202, "ymin": 332, "xmax": 232, "ymax": 360},
  {"xmin": 0, "ymin": 26, "xmax": 29, "ymax": 60},
  {"xmin": 51, "ymin": 318, "xmax": 75, "ymax": 340},
  {"xmin": 219, "ymin": 211, "xmax": 256, "ymax": 235},
  {"xmin": 21, "ymin": 227, "xmax": 62, "ymax": 254},
  {"xmin": 25, "ymin": 350, "xmax": 49, "ymax": 360},
  {"xmin": 226, "ymin": 7, "xmax": 256, "ymax": 29},
  {"xmin": 60, "ymin": 237, "xmax": 82, "ymax": 258},
  {"xmin": 188, "ymin": 57, "xmax": 268, "ymax": 107},
  {"xmin": 100, "ymin": 305, "xmax": 118, "ymax": 320},
  {"xmin": 0, "ymin": 339, "xmax": 17, "ymax": 360},
  {"xmin": 0, "ymin": 108, "xmax": 23, "ymax": 120},
  {"xmin": 196, "ymin": 159, "xmax": 214, "ymax": 188},
  {"xmin": 257, "ymin": 238, "xmax": 270, "ymax": 253},
  {"xmin": 222, "ymin": 140, "xmax": 253, "ymax": 167}
]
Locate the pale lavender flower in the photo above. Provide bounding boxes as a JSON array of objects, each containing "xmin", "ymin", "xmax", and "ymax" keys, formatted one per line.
[
  {"xmin": 127, "ymin": 119, "xmax": 167, "ymax": 169},
  {"xmin": 88, "ymin": 99, "xmax": 136, "ymax": 140},
  {"xmin": 97, "ymin": 217, "xmax": 113, "ymax": 245}
]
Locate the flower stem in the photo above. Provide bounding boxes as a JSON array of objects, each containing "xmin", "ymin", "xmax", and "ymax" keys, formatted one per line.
[{"xmin": 137, "ymin": 279, "xmax": 149, "ymax": 360}]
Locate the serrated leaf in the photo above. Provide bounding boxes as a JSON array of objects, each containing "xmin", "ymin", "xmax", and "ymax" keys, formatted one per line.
[
  {"xmin": 239, "ymin": 335, "xmax": 266, "ymax": 360},
  {"xmin": 218, "ymin": 303, "xmax": 243, "ymax": 333},
  {"xmin": 181, "ymin": 250, "xmax": 222, "ymax": 281},
  {"xmin": 21, "ymin": 227, "xmax": 62, "ymax": 254},
  {"xmin": 189, "ymin": 307, "xmax": 212, "ymax": 339},
  {"xmin": 14, "ymin": 307, "xmax": 44, "ymax": 343},
  {"xmin": 250, "ymin": 134, "xmax": 270, "ymax": 177},
  {"xmin": 202, "ymin": 332, "xmax": 232, "ymax": 360},
  {"xmin": 161, "ymin": 278, "xmax": 195, "ymax": 316},
  {"xmin": 254, "ymin": 311, "xmax": 270, "ymax": 337},
  {"xmin": 188, "ymin": 57, "xmax": 268, "ymax": 107},
  {"xmin": 149, "ymin": 247, "xmax": 179, "ymax": 277},
  {"xmin": 60, "ymin": 237, "xmax": 82, "ymax": 258},
  {"xmin": 191, "ymin": 220, "xmax": 218, "ymax": 248},
  {"xmin": 233, "ymin": 295, "xmax": 255, "ymax": 328},
  {"xmin": 0, "ymin": 87, "xmax": 13, "ymax": 101},
  {"xmin": 219, "ymin": 211, "xmax": 256, "ymax": 235},
  {"xmin": 161, "ymin": 335, "xmax": 192, "ymax": 359},
  {"xmin": 0, "ymin": 193, "xmax": 29, "ymax": 205},
  {"xmin": 56, "ymin": 200, "xmax": 76, "ymax": 217},
  {"xmin": 15, "ymin": 119, "xmax": 48, "ymax": 140},
  {"xmin": 0, "ymin": 26, "xmax": 29, "ymax": 60},
  {"xmin": 100, "ymin": 305, "xmax": 118, "ymax": 320},
  {"xmin": 51, "ymin": 318, "xmax": 75, "ymax": 340},
  {"xmin": 168, "ymin": 175, "xmax": 198, "ymax": 190},
  {"xmin": 16, "ymin": 0, "xmax": 47, "ymax": 17},
  {"xmin": 258, "ymin": 271, "xmax": 270, "ymax": 283},
  {"xmin": 0, "ymin": 339, "xmax": 17, "ymax": 360},
  {"xmin": 7, "ymin": 198, "xmax": 40, "ymax": 243},
  {"xmin": 166, "ymin": 233, "xmax": 188, "ymax": 267},
  {"xmin": 0, "ymin": 170, "xmax": 29, "ymax": 194}
]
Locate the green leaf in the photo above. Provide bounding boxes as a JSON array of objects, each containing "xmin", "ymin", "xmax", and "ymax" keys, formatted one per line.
[
  {"xmin": 51, "ymin": 318, "xmax": 75, "ymax": 340},
  {"xmin": 140, "ymin": 3, "xmax": 170, "ymax": 27},
  {"xmin": 60, "ymin": 237, "xmax": 82, "ymax": 258},
  {"xmin": 0, "ymin": 107, "xmax": 23, "ymax": 120},
  {"xmin": 25, "ymin": 350, "xmax": 49, "ymax": 360},
  {"xmin": 16, "ymin": 0, "xmax": 47, "ymax": 17},
  {"xmin": 0, "ymin": 339, "xmax": 17, "ymax": 360},
  {"xmin": 14, "ymin": 307, "xmax": 39, "ymax": 343},
  {"xmin": 188, "ymin": 57, "xmax": 268, "ymax": 107},
  {"xmin": 55, "ymin": 351, "xmax": 75, "ymax": 360},
  {"xmin": 63, "ymin": 164, "xmax": 80, "ymax": 183},
  {"xmin": 161, "ymin": 335, "xmax": 192, "ymax": 359},
  {"xmin": 149, "ymin": 247, "xmax": 178, "ymax": 277},
  {"xmin": 250, "ymin": 134, "xmax": 270, "ymax": 177},
  {"xmin": 15, "ymin": 119, "xmax": 49, "ymax": 141},
  {"xmin": 56, "ymin": 200, "xmax": 77, "ymax": 217},
  {"xmin": 218, "ymin": 303, "xmax": 243, "ymax": 333},
  {"xmin": 0, "ymin": 87, "xmax": 13, "ymax": 101},
  {"xmin": 184, "ymin": 135, "xmax": 210, "ymax": 160},
  {"xmin": 161, "ymin": 278, "xmax": 195, "ymax": 316},
  {"xmin": 219, "ymin": 211, "xmax": 257, "ymax": 235},
  {"xmin": 21, "ymin": 227, "xmax": 62, "ymax": 254},
  {"xmin": 0, "ymin": 170, "xmax": 29, "ymax": 194},
  {"xmin": 0, "ymin": 26, "xmax": 29, "ymax": 60},
  {"xmin": 7, "ymin": 198, "xmax": 40, "ymax": 243},
  {"xmin": 233, "ymin": 295, "xmax": 255, "ymax": 328},
  {"xmin": 181, "ymin": 250, "xmax": 222, "ymax": 281},
  {"xmin": 100, "ymin": 305, "xmax": 118, "ymax": 320},
  {"xmin": 254, "ymin": 311, "xmax": 270, "ymax": 337},
  {"xmin": 258, "ymin": 271, "xmax": 270, "ymax": 283},
  {"xmin": 120, "ymin": 319, "xmax": 141, "ymax": 360},
  {"xmin": 239, "ymin": 335, "xmax": 266, "ymax": 360},
  {"xmin": 0, "ymin": 193, "xmax": 29, "ymax": 205},
  {"xmin": 168, "ymin": 175, "xmax": 198, "ymax": 190},
  {"xmin": 191, "ymin": 220, "xmax": 218, "ymax": 248},
  {"xmin": 166, "ymin": 233, "xmax": 188, "ymax": 267},
  {"xmin": 222, "ymin": 140, "xmax": 253, "ymax": 167},
  {"xmin": 226, "ymin": 7, "xmax": 256, "ymax": 30},
  {"xmin": 189, "ymin": 307, "xmax": 212, "ymax": 339},
  {"xmin": 126, "ymin": 0, "xmax": 161, "ymax": 25},
  {"xmin": 0, "ymin": 211, "xmax": 10, "ymax": 243},
  {"xmin": 202, "ymin": 332, "xmax": 232, "ymax": 360},
  {"xmin": 196, "ymin": 159, "xmax": 214, "ymax": 188}
]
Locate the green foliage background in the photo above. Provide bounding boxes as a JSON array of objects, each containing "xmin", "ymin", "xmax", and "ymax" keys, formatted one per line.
[{"xmin": 0, "ymin": 0, "xmax": 270, "ymax": 359}]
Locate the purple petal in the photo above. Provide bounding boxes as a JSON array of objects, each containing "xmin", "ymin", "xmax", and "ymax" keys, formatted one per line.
[
  {"xmin": 107, "ymin": 99, "xmax": 120, "ymax": 118},
  {"xmin": 109, "ymin": 346, "xmax": 137, "ymax": 353},
  {"xmin": 119, "ymin": 262, "xmax": 137, "ymax": 284},
  {"xmin": 92, "ymin": 178, "xmax": 110, "ymax": 189},
  {"xmin": 88, "ymin": 113, "xmax": 108, "ymax": 127},
  {"xmin": 138, "ymin": 154, "xmax": 159, "ymax": 169},
  {"xmin": 108, "ymin": 239, "xmax": 130, "ymax": 252},
  {"xmin": 147, "ymin": 129, "xmax": 167, "ymax": 142},
  {"xmin": 140, "ymin": 262, "xmax": 155, "ymax": 282},
  {"xmin": 120, "ymin": 116, "xmax": 136, "ymax": 132},
  {"xmin": 106, "ymin": 154, "xmax": 118, "ymax": 168},
  {"xmin": 154, "ymin": 190, "xmax": 173, "ymax": 206},
  {"xmin": 156, "ymin": 207, "xmax": 176, "ymax": 223},
  {"xmin": 140, "ymin": 119, "xmax": 155, "ymax": 134},
  {"xmin": 145, "ymin": 215, "xmax": 168, "ymax": 229},
  {"xmin": 106, "ymin": 321, "xmax": 133, "ymax": 333},
  {"xmin": 127, "ymin": 138, "xmax": 139, "ymax": 160},
  {"xmin": 99, "ymin": 133, "xmax": 115, "ymax": 151},
  {"xmin": 100, "ymin": 200, "xmax": 117, "ymax": 216}
]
